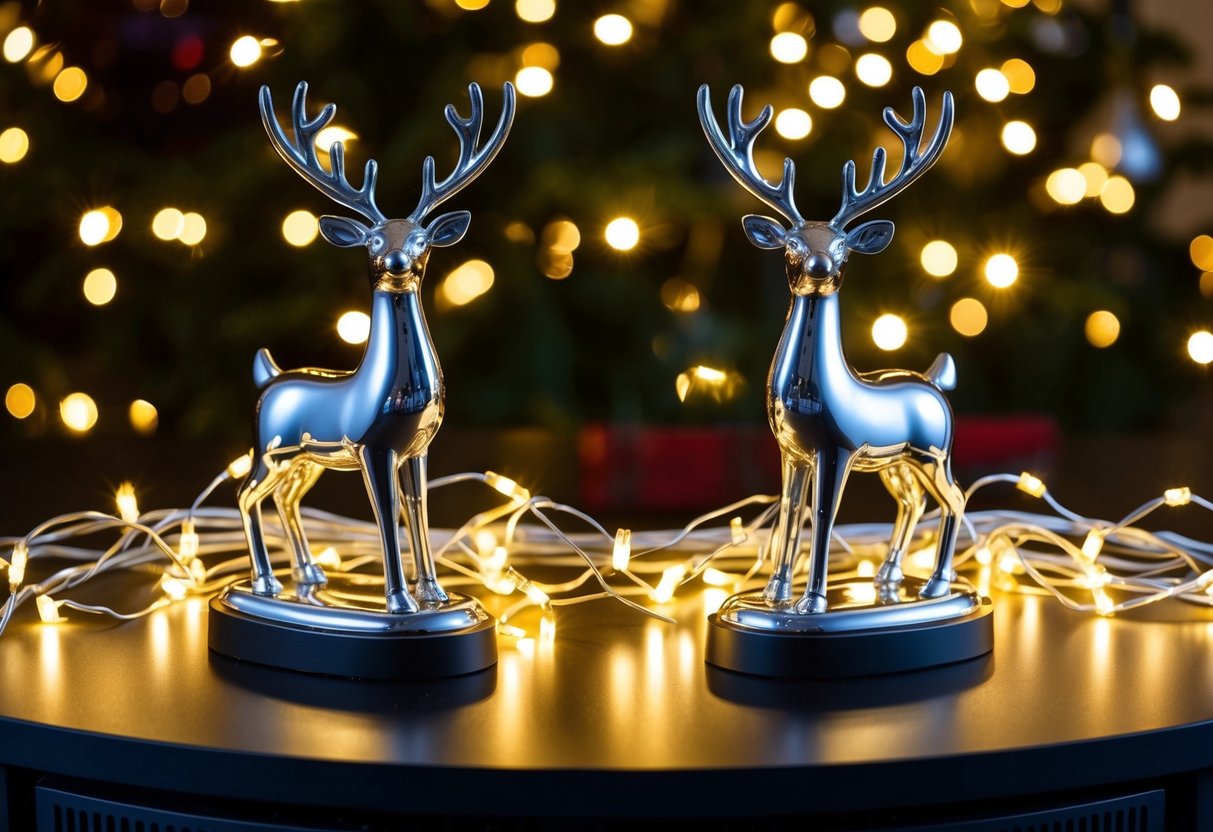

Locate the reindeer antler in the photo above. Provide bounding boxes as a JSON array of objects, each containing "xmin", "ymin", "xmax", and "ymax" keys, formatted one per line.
[
  {"xmin": 831, "ymin": 86, "xmax": 954, "ymax": 230},
  {"xmin": 410, "ymin": 82, "xmax": 516, "ymax": 223},
  {"xmin": 697, "ymin": 84, "xmax": 804, "ymax": 226},
  {"xmin": 260, "ymin": 82, "xmax": 386, "ymax": 225}
]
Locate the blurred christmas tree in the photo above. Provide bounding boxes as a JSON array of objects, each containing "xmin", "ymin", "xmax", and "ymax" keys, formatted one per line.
[{"xmin": 1, "ymin": 0, "xmax": 1211, "ymax": 443}]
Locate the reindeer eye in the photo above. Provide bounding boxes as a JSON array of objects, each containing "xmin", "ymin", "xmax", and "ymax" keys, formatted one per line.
[
  {"xmin": 408, "ymin": 238, "xmax": 427, "ymax": 257},
  {"xmin": 369, "ymin": 235, "xmax": 385, "ymax": 252}
]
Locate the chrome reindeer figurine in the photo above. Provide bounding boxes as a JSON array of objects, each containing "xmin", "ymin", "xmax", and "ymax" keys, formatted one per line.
[
  {"xmin": 238, "ymin": 80, "xmax": 515, "ymax": 613},
  {"xmin": 698, "ymin": 84, "xmax": 963, "ymax": 615}
]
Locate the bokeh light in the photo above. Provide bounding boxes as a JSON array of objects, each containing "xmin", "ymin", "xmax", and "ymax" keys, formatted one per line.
[
  {"xmin": 5, "ymin": 383, "xmax": 35, "ymax": 419},
  {"xmin": 920, "ymin": 240, "xmax": 958, "ymax": 277},
  {"xmin": 975, "ymin": 68, "xmax": 1009, "ymax": 103},
  {"xmin": 515, "ymin": 66, "xmax": 553, "ymax": 97},
  {"xmin": 1045, "ymin": 168, "xmax": 1085, "ymax": 205},
  {"xmin": 229, "ymin": 35, "xmax": 262, "ymax": 67},
  {"xmin": 1001, "ymin": 58, "xmax": 1035, "ymax": 93},
  {"xmin": 337, "ymin": 310, "xmax": 371, "ymax": 344},
  {"xmin": 129, "ymin": 399, "xmax": 159, "ymax": 434},
  {"xmin": 83, "ymin": 268, "xmax": 117, "ymax": 306},
  {"xmin": 809, "ymin": 76, "xmax": 846, "ymax": 108},
  {"xmin": 1000, "ymin": 120, "xmax": 1036, "ymax": 155},
  {"xmin": 0, "ymin": 127, "xmax": 29, "ymax": 163},
  {"xmin": 1188, "ymin": 331, "xmax": 1213, "ymax": 365},
  {"xmin": 60, "ymin": 392, "xmax": 98, "ymax": 433},
  {"xmin": 441, "ymin": 260, "xmax": 496, "ymax": 306},
  {"xmin": 1149, "ymin": 84, "xmax": 1180, "ymax": 121},
  {"xmin": 925, "ymin": 20, "xmax": 962, "ymax": 54},
  {"xmin": 1099, "ymin": 176, "xmax": 1135, "ymax": 214},
  {"xmin": 769, "ymin": 32, "xmax": 807, "ymax": 63},
  {"xmin": 950, "ymin": 298, "xmax": 988, "ymax": 337},
  {"xmin": 152, "ymin": 207, "xmax": 185, "ymax": 241},
  {"xmin": 1084, "ymin": 311, "xmax": 1120, "ymax": 348},
  {"xmin": 871, "ymin": 314, "xmax": 908, "ymax": 350},
  {"xmin": 858, "ymin": 7, "xmax": 896, "ymax": 42},
  {"xmin": 594, "ymin": 14, "xmax": 634, "ymax": 46},
  {"xmin": 1078, "ymin": 162, "xmax": 1108, "ymax": 198},
  {"xmin": 984, "ymin": 253, "xmax": 1018, "ymax": 288},
  {"xmin": 282, "ymin": 210, "xmax": 318, "ymax": 247},
  {"xmin": 906, "ymin": 39, "xmax": 943, "ymax": 75},
  {"xmin": 774, "ymin": 108, "xmax": 812, "ymax": 140},
  {"xmin": 3, "ymin": 27, "xmax": 33, "ymax": 63},
  {"xmin": 179, "ymin": 212, "xmax": 207, "ymax": 245},
  {"xmin": 516, "ymin": 0, "xmax": 556, "ymax": 23},
  {"xmin": 52, "ymin": 66, "xmax": 87, "ymax": 102},
  {"xmin": 605, "ymin": 217, "xmax": 640, "ymax": 251},
  {"xmin": 1190, "ymin": 235, "xmax": 1213, "ymax": 271},
  {"xmin": 855, "ymin": 53, "xmax": 892, "ymax": 87}
]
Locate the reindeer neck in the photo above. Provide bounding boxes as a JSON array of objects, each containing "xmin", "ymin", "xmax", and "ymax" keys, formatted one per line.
[
  {"xmin": 354, "ymin": 287, "xmax": 440, "ymax": 394},
  {"xmin": 770, "ymin": 292, "xmax": 855, "ymax": 392}
]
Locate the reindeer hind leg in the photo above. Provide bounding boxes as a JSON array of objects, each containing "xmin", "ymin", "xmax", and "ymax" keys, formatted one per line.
[
  {"xmin": 237, "ymin": 459, "xmax": 284, "ymax": 596},
  {"xmin": 876, "ymin": 464, "xmax": 926, "ymax": 587},
  {"xmin": 911, "ymin": 455, "xmax": 966, "ymax": 599},
  {"xmin": 400, "ymin": 454, "xmax": 448, "ymax": 604},
  {"xmin": 272, "ymin": 461, "xmax": 327, "ymax": 587}
]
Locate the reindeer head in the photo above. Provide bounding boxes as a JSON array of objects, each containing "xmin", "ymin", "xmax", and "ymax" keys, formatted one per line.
[
  {"xmin": 698, "ymin": 85, "xmax": 953, "ymax": 297},
  {"xmin": 261, "ymin": 81, "xmax": 516, "ymax": 291}
]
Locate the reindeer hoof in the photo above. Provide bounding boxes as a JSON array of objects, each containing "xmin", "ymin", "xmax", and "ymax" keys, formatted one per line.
[
  {"xmin": 386, "ymin": 589, "xmax": 420, "ymax": 614},
  {"xmin": 794, "ymin": 592, "xmax": 829, "ymax": 614},
  {"xmin": 919, "ymin": 576, "xmax": 953, "ymax": 599},
  {"xmin": 875, "ymin": 561, "xmax": 904, "ymax": 586},
  {"xmin": 762, "ymin": 575, "xmax": 794, "ymax": 604},
  {"xmin": 251, "ymin": 574, "xmax": 284, "ymax": 596},
  {"xmin": 292, "ymin": 563, "xmax": 328, "ymax": 587},
  {"xmin": 415, "ymin": 577, "xmax": 449, "ymax": 604}
]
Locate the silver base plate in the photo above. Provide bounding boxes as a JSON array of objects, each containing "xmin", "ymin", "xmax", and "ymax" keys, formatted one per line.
[{"xmin": 717, "ymin": 577, "xmax": 983, "ymax": 634}]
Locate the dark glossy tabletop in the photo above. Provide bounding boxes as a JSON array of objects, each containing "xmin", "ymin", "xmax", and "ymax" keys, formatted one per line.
[{"xmin": 3, "ymin": 574, "xmax": 1213, "ymax": 817}]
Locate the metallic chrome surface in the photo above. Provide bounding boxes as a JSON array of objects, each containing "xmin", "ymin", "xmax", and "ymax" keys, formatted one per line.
[
  {"xmin": 717, "ymin": 578, "xmax": 982, "ymax": 634},
  {"xmin": 221, "ymin": 579, "xmax": 488, "ymax": 635},
  {"xmin": 237, "ymin": 81, "xmax": 515, "ymax": 626},
  {"xmin": 699, "ymin": 84, "xmax": 966, "ymax": 620}
]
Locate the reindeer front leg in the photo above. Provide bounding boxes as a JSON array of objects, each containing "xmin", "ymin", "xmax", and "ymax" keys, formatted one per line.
[
  {"xmin": 400, "ymin": 453, "xmax": 448, "ymax": 604},
  {"xmin": 763, "ymin": 454, "xmax": 811, "ymax": 604},
  {"xmin": 795, "ymin": 447, "xmax": 854, "ymax": 614},
  {"xmin": 237, "ymin": 459, "xmax": 284, "ymax": 596},
  {"xmin": 359, "ymin": 446, "xmax": 419, "ymax": 614}
]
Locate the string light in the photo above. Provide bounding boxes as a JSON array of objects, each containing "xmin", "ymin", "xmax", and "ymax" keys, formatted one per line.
[
  {"xmin": 115, "ymin": 483, "xmax": 140, "ymax": 524},
  {"xmin": 1017, "ymin": 471, "xmax": 1047, "ymax": 498},
  {"xmin": 315, "ymin": 547, "xmax": 342, "ymax": 570},
  {"xmin": 514, "ymin": 66, "xmax": 553, "ymax": 97},
  {"xmin": 59, "ymin": 392, "xmax": 98, "ymax": 433},
  {"xmin": 83, "ymin": 268, "xmax": 117, "ymax": 306},
  {"xmin": 594, "ymin": 14, "xmax": 633, "ymax": 46},
  {"xmin": 605, "ymin": 217, "xmax": 640, "ymax": 251},
  {"xmin": 1149, "ymin": 84, "xmax": 1180, "ymax": 121},
  {"xmin": 226, "ymin": 452, "xmax": 253, "ymax": 479},
  {"xmin": 178, "ymin": 518, "xmax": 199, "ymax": 561},
  {"xmin": 36, "ymin": 595, "xmax": 63, "ymax": 624},
  {"xmin": 485, "ymin": 471, "xmax": 531, "ymax": 503},
  {"xmin": 0, "ymin": 126, "xmax": 29, "ymax": 163},
  {"xmin": 769, "ymin": 32, "xmax": 807, "ymax": 63},
  {"xmin": 8, "ymin": 541, "xmax": 27, "ymax": 590},
  {"xmin": 612, "ymin": 528, "xmax": 632, "ymax": 571},
  {"xmin": 229, "ymin": 36, "xmax": 262, "ymax": 67},
  {"xmin": 336, "ymin": 311, "xmax": 370, "ymax": 344},
  {"xmin": 1164, "ymin": 487, "xmax": 1192, "ymax": 507},
  {"xmin": 5, "ymin": 383, "xmax": 35, "ymax": 419},
  {"xmin": 871, "ymin": 313, "xmax": 907, "ymax": 350},
  {"xmin": 984, "ymin": 253, "xmax": 1018, "ymax": 288},
  {"xmin": 808, "ymin": 76, "xmax": 846, "ymax": 109}
]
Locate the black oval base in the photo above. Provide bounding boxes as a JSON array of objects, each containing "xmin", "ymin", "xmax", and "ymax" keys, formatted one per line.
[
  {"xmin": 705, "ymin": 597, "xmax": 994, "ymax": 679},
  {"xmin": 208, "ymin": 596, "xmax": 499, "ymax": 680}
]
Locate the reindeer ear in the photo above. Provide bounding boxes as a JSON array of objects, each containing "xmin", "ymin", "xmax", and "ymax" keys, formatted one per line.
[
  {"xmin": 318, "ymin": 216, "xmax": 370, "ymax": 248},
  {"xmin": 846, "ymin": 220, "xmax": 895, "ymax": 255},
  {"xmin": 427, "ymin": 210, "xmax": 472, "ymax": 247},
  {"xmin": 742, "ymin": 214, "xmax": 788, "ymax": 250}
]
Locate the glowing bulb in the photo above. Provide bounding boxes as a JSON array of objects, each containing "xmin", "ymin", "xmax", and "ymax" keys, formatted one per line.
[
  {"xmin": 507, "ymin": 566, "xmax": 551, "ymax": 606},
  {"xmin": 1149, "ymin": 84, "xmax": 1180, "ymax": 121},
  {"xmin": 703, "ymin": 568, "xmax": 734, "ymax": 587},
  {"xmin": 60, "ymin": 392, "xmax": 98, "ymax": 432},
  {"xmin": 1188, "ymin": 331, "xmax": 1213, "ymax": 365},
  {"xmin": 36, "ymin": 595, "xmax": 63, "ymax": 624},
  {"xmin": 336, "ymin": 310, "xmax": 370, "ymax": 344},
  {"xmin": 925, "ymin": 20, "xmax": 962, "ymax": 54},
  {"xmin": 984, "ymin": 253, "xmax": 1018, "ymax": 288},
  {"xmin": 129, "ymin": 399, "xmax": 159, "ymax": 434},
  {"xmin": 514, "ymin": 65, "xmax": 553, "ymax": 97},
  {"xmin": 160, "ymin": 575, "xmax": 188, "ymax": 601},
  {"xmin": 858, "ymin": 7, "xmax": 896, "ymax": 42},
  {"xmin": 486, "ymin": 471, "xmax": 531, "ymax": 503},
  {"xmin": 1080, "ymin": 530, "xmax": 1104, "ymax": 563},
  {"xmin": 809, "ymin": 76, "xmax": 846, "ymax": 109},
  {"xmin": 0, "ymin": 126, "xmax": 29, "ymax": 163},
  {"xmin": 769, "ymin": 32, "xmax": 807, "ymax": 63},
  {"xmin": 654, "ymin": 564, "xmax": 686, "ymax": 604},
  {"xmin": 5, "ymin": 383, "xmax": 35, "ymax": 419},
  {"xmin": 1084, "ymin": 310, "xmax": 1120, "ymax": 348},
  {"xmin": 729, "ymin": 516, "xmax": 746, "ymax": 545},
  {"xmin": 1001, "ymin": 120, "xmax": 1036, "ymax": 155},
  {"xmin": 1093, "ymin": 586, "xmax": 1114, "ymax": 616},
  {"xmin": 8, "ymin": 541, "xmax": 28, "ymax": 590},
  {"xmin": 950, "ymin": 297, "xmax": 988, "ymax": 337},
  {"xmin": 78, "ymin": 209, "xmax": 111, "ymax": 246},
  {"xmin": 975, "ymin": 546, "xmax": 992, "ymax": 565},
  {"xmin": 594, "ymin": 13, "xmax": 633, "ymax": 45},
  {"xmin": 612, "ymin": 528, "xmax": 632, "ymax": 571},
  {"xmin": 975, "ymin": 68, "xmax": 1009, "ymax": 102},
  {"xmin": 226, "ymin": 451, "xmax": 253, "ymax": 479},
  {"xmin": 315, "ymin": 546, "xmax": 342, "ymax": 570},
  {"xmin": 178, "ymin": 212, "xmax": 207, "ymax": 245},
  {"xmin": 179, "ymin": 518, "xmax": 199, "ymax": 561},
  {"xmin": 660, "ymin": 278, "xmax": 701, "ymax": 312},
  {"xmin": 516, "ymin": 0, "xmax": 555, "ymax": 23},
  {"xmin": 605, "ymin": 217, "xmax": 640, "ymax": 250},
  {"xmin": 1164, "ymin": 487, "xmax": 1192, "ymax": 507},
  {"xmin": 1017, "ymin": 472, "xmax": 1046, "ymax": 498},
  {"xmin": 871, "ymin": 313, "xmax": 907, "ymax": 350},
  {"xmin": 1099, "ymin": 176, "xmax": 1135, "ymax": 214},
  {"xmin": 774, "ymin": 108, "xmax": 812, "ymax": 139},
  {"xmin": 116, "ymin": 482, "xmax": 140, "ymax": 524},
  {"xmin": 152, "ymin": 207, "xmax": 185, "ymax": 240},
  {"xmin": 920, "ymin": 240, "xmax": 957, "ymax": 277},
  {"xmin": 1001, "ymin": 58, "xmax": 1035, "ymax": 94},
  {"xmin": 52, "ymin": 66, "xmax": 87, "ymax": 102},
  {"xmin": 83, "ymin": 267, "xmax": 117, "ymax": 306},
  {"xmin": 281, "ymin": 210, "xmax": 318, "ymax": 246},
  {"xmin": 1045, "ymin": 168, "xmax": 1086, "ymax": 205},
  {"xmin": 229, "ymin": 35, "xmax": 262, "ymax": 67},
  {"xmin": 3, "ymin": 27, "xmax": 34, "ymax": 63},
  {"xmin": 855, "ymin": 53, "xmax": 892, "ymax": 87}
]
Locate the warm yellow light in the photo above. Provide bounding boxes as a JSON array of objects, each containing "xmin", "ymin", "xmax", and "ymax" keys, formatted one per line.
[
  {"xmin": 516, "ymin": 0, "xmax": 555, "ymax": 23},
  {"xmin": 906, "ymin": 39, "xmax": 943, "ymax": 75},
  {"xmin": 160, "ymin": 575, "xmax": 189, "ymax": 601},
  {"xmin": 8, "ymin": 541, "xmax": 28, "ymax": 589},
  {"xmin": 774, "ymin": 108, "xmax": 812, "ymax": 140},
  {"xmin": 605, "ymin": 217, "xmax": 640, "ymax": 251},
  {"xmin": 920, "ymin": 240, "xmax": 958, "ymax": 277},
  {"xmin": 313, "ymin": 125, "xmax": 356, "ymax": 155},
  {"xmin": 984, "ymin": 253, "xmax": 1018, "ymax": 288},
  {"xmin": 1001, "ymin": 120, "xmax": 1036, "ymax": 155},
  {"xmin": 1045, "ymin": 168, "xmax": 1086, "ymax": 205},
  {"xmin": 653, "ymin": 564, "xmax": 686, "ymax": 604},
  {"xmin": 336, "ymin": 310, "xmax": 371, "ymax": 344},
  {"xmin": 1149, "ymin": 84, "xmax": 1180, "ymax": 121},
  {"xmin": 1090, "ymin": 133, "xmax": 1122, "ymax": 168},
  {"xmin": 1084, "ymin": 310, "xmax": 1120, "ymax": 348},
  {"xmin": 98, "ymin": 206, "xmax": 123, "ymax": 243},
  {"xmin": 1017, "ymin": 472, "xmax": 1047, "ymax": 498},
  {"xmin": 612, "ymin": 528, "xmax": 632, "ymax": 571},
  {"xmin": 441, "ymin": 259, "xmax": 495, "ymax": 306},
  {"xmin": 1188, "ymin": 331, "xmax": 1213, "ymax": 365},
  {"xmin": 950, "ymin": 297, "xmax": 988, "ymax": 337},
  {"xmin": 1099, "ymin": 176, "xmax": 1134, "ymax": 214},
  {"xmin": 594, "ymin": 14, "xmax": 634, "ymax": 46},
  {"xmin": 858, "ymin": 7, "xmax": 896, "ymax": 42},
  {"xmin": 769, "ymin": 31, "xmax": 807, "ymax": 64},
  {"xmin": 79, "ymin": 210, "xmax": 110, "ymax": 246},
  {"xmin": 808, "ymin": 76, "xmax": 846, "ymax": 109},
  {"xmin": 1001, "ymin": 58, "xmax": 1035, "ymax": 94},
  {"xmin": 281, "ymin": 210, "xmax": 318, "ymax": 247},
  {"xmin": 975, "ymin": 68, "xmax": 1009, "ymax": 103},
  {"xmin": 52, "ymin": 66, "xmax": 87, "ymax": 102},
  {"xmin": 152, "ymin": 207, "xmax": 185, "ymax": 241},
  {"xmin": 542, "ymin": 219, "xmax": 581, "ymax": 252},
  {"xmin": 315, "ymin": 546, "xmax": 342, "ymax": 570},
  {"xmin": 30, "ymin": 48, "xmax": 63, "ymax": 86},
  {"xmin": 871, "ymin": 313, "xmax": 907, "ymax": 350},
  {"xmin": 129, "ymin": 399, "xmax": 158, "ymax": 434},
  {"xmin": 486, "ymin": 471, "xmax": 531, "ymax": 502},
  {"xmin": 3, "ymin": 26, "xmax": 33, "ymax": 63},
  {"xmin": 36, "ymin": 595, "xmax": 63, "ymax": 624},
  {"xmin": 179, "ymin": 212, "xmax": 207, "ymax": 245},
  {"xmin": 1078, "ymin": 162, "xmax": 1108, "ymax": 198},
  {"xmin": 660, "ymin": 278, "xmax": 701, "ymax": 312},
  {"xmin": 514, "ymin": 65, "xmax": 553, "ymax": 97},
  {"xmin": 5, "ymin": 383, "xmax": 35, "ymax": 419},
  {"xmin": 83, "ymin": 267, "xmax": 117, "ymax": 306},
  {"xmin": 0, "ymin": 126, "xmax": 28, "ymax": 163},
  {"xmin": 925, "ymin": 20, "xmax": 962, "ymax": 54},
  {"xmin": 729, "ymin": 516, "xmax": 746, "ymax": 544},
  {"xmin": 229, "ymin": 35, "xmax": 262, "ymax": 67},
  {"xmin": 1080, "ymin": 530, "xmax": 1104, "ymax": 563},
  {"xmin": 1164, "ymin": 486, "xmax": 1192, "ymax": 507},
  {"xmin": 116, "ymin": 482, "xmax": 140, "ymax": 524},
  {"xmin": 60, "ymin": 392, "xmax": 98, "ymax": 433},
  {"xmin": 1202, "ymin": 272, "xmax": 1213, "ymax": 299},
  {"xmin": 1191, "ymin": 236, "xmax": 1213, "ymax": 271},
  {"xmin": 454, "ymin": 0, "xmax": 490, "ymax": 8},
  {"xmin": 182, "ymin": 73, "xmax": 211, "ymax": 105},
  {"xmin": 227, "ymin": 451, "xmax": 253, "ymax": 479},
  {"xmin": 521, "ymin": 42, "xmax": 560, "ymax": 70},
  {"xmin": 855, "ymin": 53, "xmax": 892, "ymax": 87}
]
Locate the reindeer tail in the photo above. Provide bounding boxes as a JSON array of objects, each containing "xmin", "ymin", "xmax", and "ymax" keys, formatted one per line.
[
  {"xmin": 252, "ymin": 348, "xmax": 282, "ymax": 389},
  {"xmin": 926, "ymin": 353, "xmax": 957, "ymax": 391}
]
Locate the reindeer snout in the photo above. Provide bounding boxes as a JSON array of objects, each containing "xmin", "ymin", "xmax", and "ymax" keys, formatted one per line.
[
  {"xmin": 806, "ymin": 252, "xmax": 834, "ymax": 278},
  {"xmin": 383, "ymin": 249, "xmax": 410, "ymax": 276}
]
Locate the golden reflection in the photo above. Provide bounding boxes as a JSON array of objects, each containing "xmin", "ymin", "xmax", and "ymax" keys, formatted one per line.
[
  {"xmin": 702, "ymin": 587, "xmax": 728, "ymax": 615},
  {"xmin": 149, "ymin": 607, "xmax": 171, "ymax": 671},
  {"xmin": 644, "ymin": 622, "xmax": 665, "ymax": 701},
  {"xmin": 607, "ymin": 644, "xmax": 635, "ymax": 728},
  {"xmin": 39, "ymin": 623, "xmax": 62, "ymax": 691}
]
